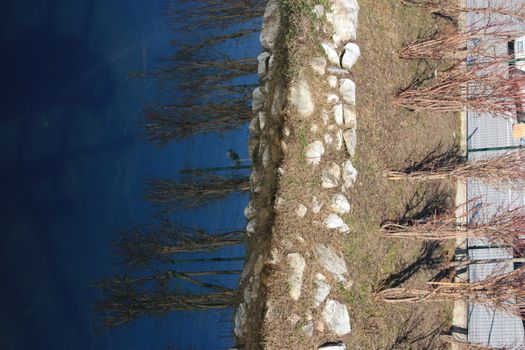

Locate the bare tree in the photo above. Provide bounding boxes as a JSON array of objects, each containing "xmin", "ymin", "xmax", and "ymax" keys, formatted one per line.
[
  {"xmin": 377, "ymin": 264, "xmax": 525, "ymax": 320},
  {"xmin": 398, "ymin": 19, "xmax": 518, "ymax": 60},
  {"xmin": 400, "ymin": 0, "xmax": 525, "ymax": 21},
  {"xmin": 386, "ymin": 151, "xmax": 525, "ymax": 188},
  {"xmin": 381, "ymin": 202, "xmax": 525, "ymax": 251},
  {"xmin": 394, "ymin": 57, "xmax": 525, "ymax": 116}
]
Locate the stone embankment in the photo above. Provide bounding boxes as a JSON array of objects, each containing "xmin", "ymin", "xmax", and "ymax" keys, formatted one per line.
[{"xmin": 234, "ymin": 1, "xmax": 360, "ymax": 349}]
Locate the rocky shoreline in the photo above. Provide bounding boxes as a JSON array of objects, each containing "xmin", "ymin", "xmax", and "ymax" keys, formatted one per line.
[{"xmin": 234, "ymin": 1, "xmax": 360, "ymax": 348}]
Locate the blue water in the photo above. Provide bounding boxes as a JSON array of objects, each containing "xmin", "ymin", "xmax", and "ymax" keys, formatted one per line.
[{"xmin": 0, "ymin": 1, "xmax": 257, "ymax": 349}]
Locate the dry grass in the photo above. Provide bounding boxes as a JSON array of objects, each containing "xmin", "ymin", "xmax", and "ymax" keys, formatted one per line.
[{"xmin": 254, "ymin": 0, "xmax": 460, "ymax": 349}]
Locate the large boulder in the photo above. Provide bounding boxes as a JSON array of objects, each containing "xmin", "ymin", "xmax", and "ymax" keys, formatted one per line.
[
  {"xmin": 306, "ymin": 141, "xmax": 325, "ymax": 166},
  {"xmin": 290, "ymin": 79, "xmax": 315, "ymax": 117},
  {"xmin": 315, "ymin": 244, "xmax": 351, "ymax": 288},
  {"xmin": 287, "ymin": 253, "xmax": 306, "ymax": 301},
  {"xmin": 328, "ymin": 0, "xmax": 359, "ymax": 46},
  {"xmin": 260, "ymin": 0, "xmax": 281, "ymax": 50},
  {"xmin": 322, "ymin": 299, "xmax": 351, "ymax": 335}
]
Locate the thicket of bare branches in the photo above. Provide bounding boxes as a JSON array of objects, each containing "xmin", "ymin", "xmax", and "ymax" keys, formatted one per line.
[
  {"xmin": 144, "ymin": 174, "xmax": 250, "ymax": 208},
  {"xmin": 394, "ymin": 57, "xmax": 525, "ymax": 115},
  {"xmin": 115, "ymin": 221, "xmax": 244, "ymax": 267},
  {"xmin": 400, "ymin": 0, "xmax": 525, "ymax": 21},
  {"xmin": 398, "ymin": 20, "xmax": 518, "ymax": 60},
  {"xmin": 386, "ymin": 151, "xmax": 525, "ymax": 188},
  {"xmin": 440, "ymin": 335, "xmax": 519, "ymax": 350},
  {"xmin": 377, "ymin": 264, "xmax": 525, "ymax": 320},
  {"xmin": 381, "ymin": 202, "xmax": 525, "ymax": 251}
]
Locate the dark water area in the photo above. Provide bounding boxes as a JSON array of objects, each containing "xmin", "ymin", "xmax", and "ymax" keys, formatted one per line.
[{"xmin": 0, "ymin": 1, "xmax": 257, "ymax": 349}]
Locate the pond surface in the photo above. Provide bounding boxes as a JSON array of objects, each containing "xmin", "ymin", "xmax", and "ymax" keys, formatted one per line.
[{"xmin": 0, "ymin": 1, "xmax": 256, "ymax": 349}]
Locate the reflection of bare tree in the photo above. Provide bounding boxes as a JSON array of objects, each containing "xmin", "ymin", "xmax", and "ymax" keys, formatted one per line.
[
  {"xmin": 144, "ymin": 92, "xmax": 252, "ymax": 144},
  {"xmin": 115, "ymin": 221, "xmax": 244, "ymax": 267},
  {"xmin": 94, "ymin": 273, "xmax": 239, "ymax": 328},
  {"xmin": 145, "ymin": 174, "xmax": 250, "ymax": 208},
  {"xmin": 165, "ymin": 0, "xmax": 265, "ymax": 31}
]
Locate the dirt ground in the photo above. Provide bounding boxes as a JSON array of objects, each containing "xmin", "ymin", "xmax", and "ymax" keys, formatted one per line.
[{"xmin": 256, "ymin": 0, "xmax": 461, "ymax": 349}]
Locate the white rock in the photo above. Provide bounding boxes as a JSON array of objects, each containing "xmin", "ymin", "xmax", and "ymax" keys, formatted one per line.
[
  {"xmin": 249, "ymin": 116, "xmax": 259, "ymax": 136},
  {"xmin": 246, "ymin": 218, "xmax": 257, "ymax": 235},
  {"xmin": 260, "ymin": 0, "xmax": 281, "ymax": 50},
  {"xmin": 280, "ymin": 140, "xmax": 288, "ymax": 154},
  {"xmin": 234, "ymin": 302, "xmax": 247, "ymax": 337},
  {"xmin": 322, "ymin": 42, "xmax": 340, "ymax": 66},
  {"xmin": 287, "ymin": 253, "xmax": 306, "ymax": 301},
  {"xmin": 310, "ymin": 124, "xmax": 319, "ymax": 133},
  {"xmin": 310, "ymin": 56, "xmax": 327, "ymax": 75},
  {"xmin": 324, "ymin": 133, "xmax": 333, "ymax": 145},
  {"xmin": 333, "ymin": 103, "xmax": 344, "ymax": 125},
  {"xmin": 343, "ymin": 128, "xmax": 357, "ymax": 158},
  {"xmin": 322, "ymin": 299, "xmax": 351, "ymax": 335},
  {"xmin": 244, "ymin": 200, "xmax": 257, "ymax": 219},
  {"xmin": 254, "ymin": 254, "xmax": 264, "ymax": 275},
  {"xmin": 311, "ymin": 196, "xmax": 323, "ymax": 213},
  {"xmin": 321, "ymin": 109, "xmax": 329, "ymax": 125},
  {"xmin": 342, "ymin": 160, "xmax": 358, "ymax": 191},
  {"xmin": 268, "ymin": 248, "xmax": 281, "ymax": 265},
  {"xmin": 330, "ymin": 0, "xmax": 359, "ymax": 46},
  {"xmin": 324, "ymin": 213, "xmax": 350, "ymax": 233},
  {"xmin": 321, "ymin": 162, "xmax": 340, "ymax": 188},
  {"xmin": 319, "ymin": 343, "xmax": 347, "ymax": 350},
  {"xmin": 313, "ymin": 4, "xmax": 325, "ymax": 17},
  {"xmin": 278, "ymin": 166, "xmax": 285, "ymax": 175},
  {"xmin": 315, "ymin": 244, "xmax": 351, "ymax": 287},
  {"xmin": 330, "ymin": 194, "xmax": 351, "ymax": 215},
  {"xmin": 326, "ymin": 94, "xmax": 339, "ymax": 104},
  {"xmin": 341, "ymin": 43, "xmax": 360, "ymax": 70},
  {"xmin": 296, "ymin": 204, "xmax": 308, "ymax": 218},
  {"xmin": 343, "ymin": 104, "xmax": 357, "ymax": 128},
  {"xmin": 314, "ymin": 274, "xmax": 332, "ymax": 307},
  {"xmin": 262, "ymin": 145, "xmax": 271, "ymax": 168},
  {"xmin": 336, "ymin": 129, "xmax": 343, "ymax": 150},
  {"xmin": 327, "ymin": 66, "xmax": 350, "ymax": 77},
  {"xmin": 302, "ymin": 320, "xmax": 314, "ymax": 337},
  {"xmin": 289, "ymin": 314, "xmax": 301, "ymax": 326},
  {"xmin": 306, "ymin": 141, "xmax": 325, "ymax": 166},
  {"xmin": 258, "ymin": 51, "xmax": 271, "ymax": 78},
  {"xmin": 275, "ymin": 196, "xmax": 286, "ymax": 211},
  {"xmin": 290, "ymin": 79, "xmax": 315, "ymax": 117},
  {"xmin": 328, "ymin": 75, "xmax": 338, "ymax": 88},
  {"xmin": 283, "ymin": 126, "xmax": 291, "ymax": 137},
  {"xmin": 250, "ymin": 170, "xmax": 260, "ymax": 190},
  {"xmin": 244, "ymin": 277, "xmax": 259, "ymax": 304},
  {"xmin": 339, "ymin": 79, "xmax": 356, "ymax": 104},
  {"xmin": 252, "ymin": 87, "xmax": 265, "ymax": 112},
  {"xmin": 259, "ymin": 111, "xmax": 267, "ymax": 130}
]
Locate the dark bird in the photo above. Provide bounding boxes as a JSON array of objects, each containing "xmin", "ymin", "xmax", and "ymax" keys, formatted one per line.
[{"xmin": 227, "ymin": 149, "xmax": 241, "ymax": 168}]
